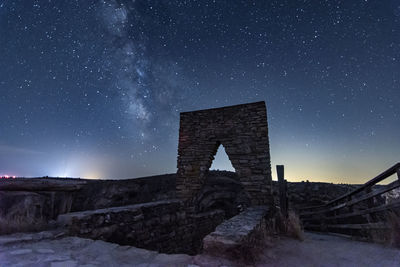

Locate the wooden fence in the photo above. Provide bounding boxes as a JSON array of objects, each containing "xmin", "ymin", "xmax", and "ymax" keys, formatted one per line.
[
  {"xmin": 277, "ymin": 165, "xmax": 288, "ymax": 217},
  {"xmin": 299, "ymin": 163, "xmax": 400, "ymax": 237}
]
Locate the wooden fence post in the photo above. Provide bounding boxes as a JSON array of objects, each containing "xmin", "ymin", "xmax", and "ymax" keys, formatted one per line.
[
  {"xmin": 347, "ymin": 196, "xmax": 353, "ymax": 213},
  {"xmin": 277, "ymin": 165, "xmax": 288, "ymax": 217},
  {"xmin": 285, "ymin": 179, "xmax": 289, "ymax": 215},
  {"xmin": 365, "ymin": 186, "xmax": 377, "ymax": 222}
]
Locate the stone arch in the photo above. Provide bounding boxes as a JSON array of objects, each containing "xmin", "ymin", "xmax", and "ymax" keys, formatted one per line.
[
  {"xmin": 195, "ymin": 174, "xmax": 249, "ymax": 218},
  {"xmin": 176, "ymin": 101, "xmax": 273, "ymax": 206}
]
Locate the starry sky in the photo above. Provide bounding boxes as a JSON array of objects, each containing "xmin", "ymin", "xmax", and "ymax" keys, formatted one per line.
[{"xmin": 0, "ymin": 0, "xmax": 399, "ymax": 183}]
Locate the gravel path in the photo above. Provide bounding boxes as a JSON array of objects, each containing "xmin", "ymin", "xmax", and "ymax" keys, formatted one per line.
[
  {"xmin": 1, "ymin": 231, "xmax": 399, "ymax": 266},
  {"xmin": 255, "ymin": 232, "xmax": 400, "ymax": 267},
  {"xmin": 0, "ymin": 235, "xmax": 192, "ymax": 267}
]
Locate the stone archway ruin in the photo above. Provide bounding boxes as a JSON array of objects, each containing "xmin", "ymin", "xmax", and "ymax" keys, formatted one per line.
[{"xmin": 176, "ymin": 101, "xmax": 273, "ymax": 206}]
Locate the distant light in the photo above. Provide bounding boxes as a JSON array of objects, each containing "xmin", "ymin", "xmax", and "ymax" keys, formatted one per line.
[{"xmin": 0, "ymin": 175, "xmax": 17, "ymax": 179}]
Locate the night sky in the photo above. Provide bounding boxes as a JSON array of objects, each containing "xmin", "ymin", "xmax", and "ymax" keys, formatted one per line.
[{"xmin": 0, "ymin": 0, "xmax": 399, "ymax": 183}]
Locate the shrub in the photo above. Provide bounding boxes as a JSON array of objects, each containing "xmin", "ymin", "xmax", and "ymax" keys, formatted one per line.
[
  {"xmin": 285, "ymin": 211, "xmax": 304, "ymax": 241},
  {"xmin": 273, "ymin": 210, "xmax": 304, "ymax": 240}
]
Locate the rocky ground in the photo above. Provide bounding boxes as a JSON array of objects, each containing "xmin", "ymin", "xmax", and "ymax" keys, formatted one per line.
[{"xmin": 1, "ymin": 231, "xmax": 399, "ymax": 267}]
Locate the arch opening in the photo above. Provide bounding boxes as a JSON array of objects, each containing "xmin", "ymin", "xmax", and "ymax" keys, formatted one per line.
[{"xmin": 210, "ymin": 144, "xmax": 235, "ymax": 172}]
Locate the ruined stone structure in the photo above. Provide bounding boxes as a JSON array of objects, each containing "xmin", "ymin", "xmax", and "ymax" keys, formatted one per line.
[
  {"xmin": 0, "ymin": 101, "xmax": 276, "ymax": 256},
  {"xmin": 176, "ymin": 101, "xmax": 273, "ymax": 206}
]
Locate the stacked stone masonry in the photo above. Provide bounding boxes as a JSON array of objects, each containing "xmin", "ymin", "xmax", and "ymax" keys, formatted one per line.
[
  {"xmin": 203, "ymin": 206, "xmax": 269, "ymax": 255},
  {"xmin": 57, "ymin": 200, "xmax": 225, "ymax": 255},
  {"xmin": 176, "ymin": 101, "xmax": 273, "ymax": 206}
]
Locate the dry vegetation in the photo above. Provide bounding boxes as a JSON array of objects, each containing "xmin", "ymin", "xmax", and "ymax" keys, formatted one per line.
[
  {"xmin": 274, "ymin": 211, "xmax": 304, "ymax": 241},
  {"xmin": 284, "ymin": 211, "xmax": 304, "ymax": 241},
  {"xmin": 362, "ymin": 211, "xmax": 400, "ymax": 248},
  {"xmin": 388, "ymin": 211, "xmax": 400, "ymax": 247}
]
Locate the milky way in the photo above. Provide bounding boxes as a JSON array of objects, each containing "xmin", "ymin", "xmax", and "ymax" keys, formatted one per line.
[{"xmin": 0, "ymin": 0, "xmax": 399, "ymax": 182}]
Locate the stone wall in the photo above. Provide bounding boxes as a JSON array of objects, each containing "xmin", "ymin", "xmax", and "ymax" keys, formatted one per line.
[
  {"xmin": 0, "ymin": 175, "xmax": 176, "ymax": 234},
  {"xmin": 58, "ymin": 200, "xmax": 225, "ymax": 255},
  {"xmin": 176, "ymin": 101, "xmax": 273, "ymax": 206},
  {"xmin": 0, "ymin": 178, "xmax": 86, "ymax": 234},
  {"xmin": 0, "ymin": 190, "xmax": 73, "ymax": 234},
  {"xmin": 0, "ymin": 172, "xmax": 245, "ymax": 235},
  {"xmin": 71, "ymin": 174, "xmax": 176, "ymax": 211}
]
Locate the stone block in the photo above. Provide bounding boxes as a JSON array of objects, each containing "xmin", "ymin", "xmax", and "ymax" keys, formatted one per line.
[{"xmin": 203, "ymin": 206, "xmax": 269, "ymax": 256}]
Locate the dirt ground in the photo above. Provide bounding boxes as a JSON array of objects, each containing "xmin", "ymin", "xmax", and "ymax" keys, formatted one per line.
[
  {"xmin": 257, "ymin": 232, "xmax": 400, "ymax": 267},
  {"xmin": 1, "ymin": 231, "xmax": 399, "ymax": 266}
]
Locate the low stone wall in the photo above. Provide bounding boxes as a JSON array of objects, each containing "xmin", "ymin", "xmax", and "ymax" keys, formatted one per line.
[
  {"xmin": 0, "ymin": 191, "xmax": 74, "ymax": 234},
  {"xmin": 58, "ymin": 200, "xmax": 225, "ymax": 254},
  {"xmin": 0, "ymin": 178, "xmax": 88, "ymax": 234},
  {"xmin": 203, "ymin": 206, "xmax": 269, "ymax": 256},
  {"xmin": 0, "ymin": 175, "xmax": 175, "ymax": 234},
  {"xmin": 71, "ymin": 174, "xmax": 176, "ymax": 211}
]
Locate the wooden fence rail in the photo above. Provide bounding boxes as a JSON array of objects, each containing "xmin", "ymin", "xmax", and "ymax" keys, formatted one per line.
[{"xmin": 299, "ymin": 163, "xmax": 400, "ymax": 236}]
